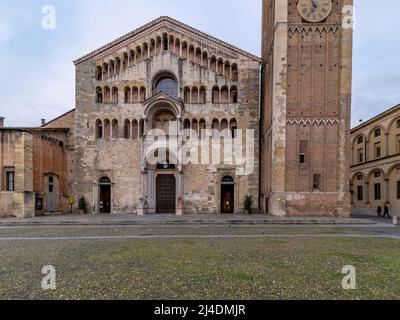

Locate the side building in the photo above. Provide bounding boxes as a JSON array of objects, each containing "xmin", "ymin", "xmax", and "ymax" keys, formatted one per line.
[
  {"xmin": 350, "ymin": 104, "xmax": 400, "ymax": 215},
  {"xmin": 0, "ymin": 111, "xmax": 74, "ymax": 218}
]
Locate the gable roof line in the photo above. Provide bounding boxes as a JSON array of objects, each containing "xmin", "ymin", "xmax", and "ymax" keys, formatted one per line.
[
  {"xmin": 40, "ymin": 108, "xmax": 75, "ymax": 128},
  {"xmin": 73, "ymin": 16, "xmax": 261, "ymax": 65}
]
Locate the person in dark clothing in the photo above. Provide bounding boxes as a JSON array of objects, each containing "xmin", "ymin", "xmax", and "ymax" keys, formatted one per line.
[
  {"xmin": 377, "ymin": 206, "xmax": 383, "ymax": 218},
  {"xmin": 383, "ymin": 205, "xmax": 391, "ymax": 218}
]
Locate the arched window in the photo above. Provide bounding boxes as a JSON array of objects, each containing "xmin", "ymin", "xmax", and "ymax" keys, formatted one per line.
[
  {"xmin": 124, "ymin": 120, "xmax": 130, "ymax": 139},
  {"xmin": 156, "ymin": 36, "xmax": 162, "ymax": 54},
  {"xmin": 199, "ymin": 119, "xmax": 206, "ymax": 138},
  {"xmin": 230, "ymin": 119, "xmax": 238, "ymax": 139},
  {"xmin": 224, "ymin": 61, "xmax": 231, "ymax": 78},
  {"xmin": 195, "ymin": 48, "xmax": 202, "ymax": 64},
  {"xmin": 96, "ymin": 66, "xmax": 102, "ymax": 81},
  {"xmin": 212, "ymin": 86, "xmax": 220, "ymax": 104},
  {"xmin": 132, "ymin": 120, "xmax": 139, "ymax": 140},
  {"xmin": 191, "ymin": 87, "xmax": 199, "ymax": 104},
  {"xmin": 122, "ymin": 53, "xmax": 128, "ymax": 71},
  {"xmin": 182, "ymin": 42, "xmax": 188, "ymax": 59},
  {"xmin": 112, "ymin": 119, "xmax": 118, "ymax": 139},
  {"xmin": 217, "ymin": 59, "xmax": 224, "ymax": 75},
  {"xmin": 221, "ymin": 86, "xmax": 229, "ymax": 103},
  {"xmin": 163, "ymin": 33, "xmax": 168, "ymax": 51},
  {"xmin": 96, "ymin": 87, "xmax": 103, "ymax": 104},
  {"xmin": 95, "ymin": 119, "xmax": 103, "ymax": 139},
  {"xmin": 129, "ymin": 50, "xmax": 135, "ymax": 67},
  {"xmin": 103, "ymin": 87, "xmax": 110, "ymax": 104},
  {"xmin": 155, "ymin": 77, "xmax": 178, "ymax": 99},
  {"xmin": 124, "ymin": 87, "xmax": 131, "ymax": 103},
  {"xmin": 184, "ymin": 87, "xmax": 190, "ymax": 103},
  {"xmin": 169, "ymin": 35, "xmax": 175, "ymax": 53},
  {"xmin": 184, "ymin": 119, "xmax": 191, "ymax": 130},
  {"xmin": 210, "ymin": 56, "xmax": 217, "ymax": 72},
  {"xmin": 202, "ymin": 52, "xmax": 208, "ymax": 68},
  {"xmin": 232, "ymin": 64, "xmax": 239, "ymax": 81},
  {"xmin": 192, "ymin": 119, "xmax": 199, "ymax": 135},
  {"xmin": 104, "ymin": 119, "xmax": 111, "ymax": 139},
  {"xmin": 189, "ymin": 45, "xmax": 195, "ymax": 61},
  {"xmin": 132, "ymin": 87, "xmax": 139, "ymax": 103},
  {"xmin": 115, "ymin": 58, "xmax": 121, "ymax": 74},
  {"xmin": 231, "ymin": 86, "xmax": 238, "ymax": 103},
  {"xmin": 136, "ymin": 46, "xmax": 142, "ymax": 63},
  {"xmin": 143, "ymin": 43, "xmax": 149, "ymax": 59},
  {"xmin": 212, "ymin": 118, "xmax": 220, "ymax": 131},
  {"xmin": 111, "ymin": 87, "xmax": 118, "ymax": 103},
  {"xmin": 175, "ymin": 39, "xmax": 180, "ymax": 55},
  {"xmin": 139, "ymin": 119, "xmax": 145, "ymax": 136},
  {"xmin": 150, "ymin": 39, "xmax": 156, "ymax": 56},
  {"xmin": 374, "ymin": 128, "xmax": 381, "ymax": 137},
  {"xmin": 221, "ymin": 119, "xmax": 229, "ymax": 131},
  {"xmin": 200, "ymin": 87, "xmax": 206, "ymax": 103}
]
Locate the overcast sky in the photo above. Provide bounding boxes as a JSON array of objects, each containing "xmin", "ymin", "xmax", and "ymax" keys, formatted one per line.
[{"xmin": 0, "ymin": 0, "xmax": 399, "ymax": 128}]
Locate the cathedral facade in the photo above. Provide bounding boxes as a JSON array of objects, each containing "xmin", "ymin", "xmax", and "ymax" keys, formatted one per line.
[{"xmin": 0, "ymin": 0, "xmax": 353, "ymax": 218}]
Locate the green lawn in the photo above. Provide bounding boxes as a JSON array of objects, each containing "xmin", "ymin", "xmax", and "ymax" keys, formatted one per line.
[{"xmin": 0, "ymin": 237, "xmax": 399, "ymax": 300}]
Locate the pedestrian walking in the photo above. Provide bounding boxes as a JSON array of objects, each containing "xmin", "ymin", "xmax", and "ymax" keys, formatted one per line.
[
  {"xmin": 383, "ymin": 205, "xmax": 391, "ymax": 218},
  {"xmin": 377, "ymin": 206, "xmax": 383, "ymax": 218}
]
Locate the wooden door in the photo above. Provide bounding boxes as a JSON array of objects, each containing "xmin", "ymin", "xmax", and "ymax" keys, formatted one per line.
[{"xmin": 156, "ymin": 175, "xmax": 176, "ymax": 214}]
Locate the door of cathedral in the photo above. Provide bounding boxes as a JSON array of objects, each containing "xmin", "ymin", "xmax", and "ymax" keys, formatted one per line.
[
  {"xmin": 99, "ymin": 185, "xmax": 111, "ymax": 214},
  {"xmin": 221, "ymin": 184, "xmax": 234, "ymax": 214},
  {"xmin": 156, "ymin": 174, "xmax": 176, "ymax": 214}
]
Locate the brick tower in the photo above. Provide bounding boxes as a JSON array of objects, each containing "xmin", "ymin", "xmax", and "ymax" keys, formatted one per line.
[{"xmin": 260, "ymin": 0, "xmax": 353, "ymax": 216}]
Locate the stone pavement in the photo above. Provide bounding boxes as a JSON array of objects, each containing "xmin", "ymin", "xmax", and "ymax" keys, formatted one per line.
[{"xmin": 0, "ymin": 213, "xmax": 386, "ymax": 226}]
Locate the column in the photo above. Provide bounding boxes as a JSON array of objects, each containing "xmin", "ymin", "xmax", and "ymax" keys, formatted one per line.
[
  {"xmin": 385, "ymin": 178, "xmax": 390, "ymax": 204},
  {"xmin": 385, "ymin": 133, "xmax": 389, "ymax": 157},
  {"xmin": 365, "ymin": 181, "xmax": 370, "ymax": 205}
]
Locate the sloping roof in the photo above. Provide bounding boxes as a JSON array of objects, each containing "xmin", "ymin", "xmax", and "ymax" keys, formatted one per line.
[
  {"xmin": 41, "ymin": 108, "xmax": 75, "ymax": 129},
  {"xmin": 351, "ymin": 103, "xmax": 400, "ymax": 133},
  {"xmin": 74, "ymin": 16, "xmax": 261, "ymax": 65},
  {"xmin": 0, "ymin": 108, "xmax": 75, "ymax": 132}
]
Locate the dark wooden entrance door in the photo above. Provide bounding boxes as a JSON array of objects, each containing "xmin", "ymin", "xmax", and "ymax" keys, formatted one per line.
[
  {"xmin": 156, "ymin": 174, "xmax": 176, "ymax": 214},
  {"xmin": 100, "ymin": 185, "xmax": 111, "ymax": 214},
  {"xmin": 221, "ymin": 184, "xmax": 234, "ymax": 214}
]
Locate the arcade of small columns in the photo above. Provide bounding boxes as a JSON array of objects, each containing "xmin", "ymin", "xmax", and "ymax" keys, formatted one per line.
[
  {"xmin": 94, "ymin": 31, "xmax": 239, "ymax": 83},
  {"xmin": 95, "ymin": 85, "xmax": 239, "ymax": 105}
]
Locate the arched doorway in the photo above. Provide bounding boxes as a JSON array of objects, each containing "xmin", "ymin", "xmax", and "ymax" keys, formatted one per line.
[
  {"xmin": 221, "ymin": 176, "xmax": 235, "ymax": 214},
  {"xmin": 99, "ymin": 177, "xmax": 112, "ymax": 214}
]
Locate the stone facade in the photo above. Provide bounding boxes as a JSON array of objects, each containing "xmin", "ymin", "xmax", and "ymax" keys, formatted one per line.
[
  {"xmin": 72, "ymin": 17, "xmax": 260, "ymax": 215},
  {"xmin": 260, "ymin": 0, "xmax": 353, "ymax": 217},
  {"xmin": 351, "ymin": 104, "xmax": 400, "ymax": 215}
]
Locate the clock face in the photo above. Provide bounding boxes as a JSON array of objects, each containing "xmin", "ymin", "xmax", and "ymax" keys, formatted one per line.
[{"xmin": 297, "ymin": 0, "xmax": 333, "ymax": 23}]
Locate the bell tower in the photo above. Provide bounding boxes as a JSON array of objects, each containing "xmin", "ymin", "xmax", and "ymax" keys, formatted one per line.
[{"xmin": 260, "ymin": 0, "xmax": 353, "ymax": 216}]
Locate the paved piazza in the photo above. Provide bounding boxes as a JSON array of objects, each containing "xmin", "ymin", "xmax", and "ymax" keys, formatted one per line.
[{"xmin": 0, "ymin": 219, "xmax": 399, "ymax": 300}]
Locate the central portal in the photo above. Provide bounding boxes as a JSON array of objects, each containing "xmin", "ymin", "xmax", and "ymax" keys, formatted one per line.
[{"xmin": 156, "ymin": 174, "xmax": 176, "ymax": 214}]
